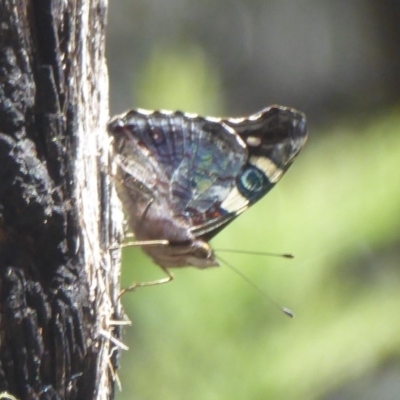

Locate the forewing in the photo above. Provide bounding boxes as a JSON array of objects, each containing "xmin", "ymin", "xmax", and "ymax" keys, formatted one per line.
[{"xmin": 192, "ymin": 106, "xmax": 307, "ymax": 240}]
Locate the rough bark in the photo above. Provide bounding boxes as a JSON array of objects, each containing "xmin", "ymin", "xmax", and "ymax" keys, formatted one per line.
[{"xmin": 0, "ymin": 1, "xmax": 123, "ymax": 399}]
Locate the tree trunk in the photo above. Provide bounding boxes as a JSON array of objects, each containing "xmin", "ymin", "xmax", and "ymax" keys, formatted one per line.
[{"xmin": 0, "ymin": 1, "xmax": 123, "ymax": 399}]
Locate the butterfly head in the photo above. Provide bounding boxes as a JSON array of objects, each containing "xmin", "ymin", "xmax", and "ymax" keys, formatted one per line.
[{"xmin": 143, "ymin": 239, "xmax": 220, "ymax": 269}]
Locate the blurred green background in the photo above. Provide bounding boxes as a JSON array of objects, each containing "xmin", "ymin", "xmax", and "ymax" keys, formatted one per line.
[{"xmin": 107, "ymin": 2, "xmax": 400, "ymax": 399}]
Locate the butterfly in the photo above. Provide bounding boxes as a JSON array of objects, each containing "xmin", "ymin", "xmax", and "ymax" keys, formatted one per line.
[{"xmin": 108, "ymin": 106, "xmax": 307, "ymax": 284}]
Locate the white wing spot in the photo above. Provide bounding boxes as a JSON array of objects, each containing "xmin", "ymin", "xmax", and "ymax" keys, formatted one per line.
[
  {"xmin": 249, "ymin": 156, "xmax": 284, "ymax": 183},
  {"xmin": 220, "ymin": 186, "xmax": 249, "ymax": 213}
]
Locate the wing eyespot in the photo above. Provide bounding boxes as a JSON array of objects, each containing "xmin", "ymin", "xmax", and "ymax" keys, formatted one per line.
[{"xmin": 237, "ymin": 166, "xmax": 266, "ymax": 196}]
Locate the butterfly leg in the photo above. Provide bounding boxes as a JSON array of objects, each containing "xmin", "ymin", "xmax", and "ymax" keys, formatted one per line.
[{"xmin": 119, "ymin": 266, "xmax": 174, "ymax": 297}]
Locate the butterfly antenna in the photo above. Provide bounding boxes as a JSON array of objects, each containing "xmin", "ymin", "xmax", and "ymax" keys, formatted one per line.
[
  {"xmin": 216, "ymin": 249, "xmax": 294, "ymax": 259},
  {"xmin": 217, "ymin": 255, "xmax": 294, "ymax": 318}
]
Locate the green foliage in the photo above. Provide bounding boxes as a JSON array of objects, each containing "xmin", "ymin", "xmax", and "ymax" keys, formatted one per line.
[
  {"xmin": 134, "ymin": 43, "xmax": 225, "ymax": 115},
  {"xmin": 116, "ymin": 46, "xmax": 400, "ymax": 400}
]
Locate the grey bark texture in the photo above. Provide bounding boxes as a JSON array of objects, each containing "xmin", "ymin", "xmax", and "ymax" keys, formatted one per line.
[{"xmin": 0, "ymin": 1, "xmax": 124, "ymax": 399}]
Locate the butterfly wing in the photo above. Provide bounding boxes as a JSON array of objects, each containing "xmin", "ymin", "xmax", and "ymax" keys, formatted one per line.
[
  {"xmin": 191, "ymin": 106, "xmax": 307, "ymax": 240},
  {"xmin": 109, "ymin": 109, "xmax": 248, "ymax": 230},
  {"xmin": 109, "ymin": 106, "xmax": 307, "ymax": 245}
]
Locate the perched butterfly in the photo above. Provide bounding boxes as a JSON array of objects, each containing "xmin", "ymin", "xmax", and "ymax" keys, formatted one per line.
[{"xmin": 108, "ymin": 106, "xmax": 307, "ymax": 282}]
